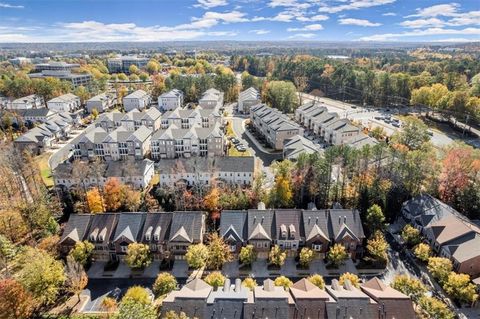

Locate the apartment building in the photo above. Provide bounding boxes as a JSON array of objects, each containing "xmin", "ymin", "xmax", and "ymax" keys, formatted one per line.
[
  {"xmin": 123, "ymin": 90, "xmax": 151, "ymax": 111},
  {"xmin": 250, "ymin": 104, "xmax": 304, "ymax": 150},
  {"xmin": 53, "ymin": 158, "xmax": 155, "ymax": 190},
  {"xmin": 95, "ymin": 110, "xmax": 125, "ymax": 132},
  {"xmin": 11, "ymin": 94, "xmax": 45, "ymax": 109},
  {"xmin": 120, "ymin": 108, "xmax": 162, "ymax": 131},
  {"xmin": 283, "ymin": 135, "xmax": 323, "ymax": 161},
  {"xmin": 402, "ymin": 194, "xmax": 480, "ymax": 278},
  {"xmin": 47, "ymin": 93, "xmax": 81, "ymax": 113},
  {"xmin": 199, "ymin": 88, "xmax": 224, "ymax": 109},
  {"xmin": 158, "ymin": 89, "xmax": 184, "ymax": 111},
  {"xmin": 157, "ymin": 156, "xmax": 254, "ymax": 188},
  {"xmin": 86, "ymin": 93, "xmax": 117, "ymax": 113},
  {"xmin": 29, "ymin": 62, "xmax": 92, "ymax": 88},
  {"xmin": 161, "ymin": 106, "xmax": 223, "ymax": 130},
  {"xmin": 151, "ymin": 123, "xmax": 224, "ymax": 160},
  {"xmin": 238, "ymin": 87, "xmax": 261, "ymax": 114},
  {"xmin": 72, "ymin": 125, "xmax": 152, "ymax": 161},
  {"xmin": 107, "ymin": 55, "xmax": 149, "ymax": 74},
  {"xmin": 320, "ymin": 118, "xmax": 360, "ymax": 145}
]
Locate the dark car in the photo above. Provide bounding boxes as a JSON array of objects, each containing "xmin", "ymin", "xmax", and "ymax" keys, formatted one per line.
[{"xmin": 231, "ymin": 138, "xmax": 240, "ymax": 145}]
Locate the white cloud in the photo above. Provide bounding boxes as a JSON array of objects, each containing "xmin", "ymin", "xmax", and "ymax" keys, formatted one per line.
[
  {"xmin": 287, "ymin": 23, "xmax": 323, "ymax": 32},
  {"xmin": 382, "ymin": 12, "xmax": 396, "ymax": 16},
  {"xmin": 358, "ymin": 27, "xmax": 480, "ymax": 41},
  {"xmin": 297, "ymin": 14, "xmax": 329, "ymax": 22},
  {"xmin": 318, "ymin": 0, "xmax": 396, "ymax": 14},
  {"xmin": 0, "ymin": 2, "xmax": 24, "ymax": 9},
  {"xmin": 407, "ymin": 3, "xmax": 460, "ymax": 18},
  {"xmin": 207, "ymin": 31, "xmax": 238, "ymax": 36},
  {"xmin": 288, "ymin": 33, "xmax": 316, "ymax": 39},
  {"xmin": 194, "ymin": 0, "xmax": 228, "ymax": 9},
  {"xmin": 252, "ymin": 12, "xmax": 295, "ymax": 22},
  {"xmin": 400, "ymin": 18, "xmax": 444, "ymax": 28},
  {"xmin": 249, "ymin": 29, "xmax": 271, "ymax": 35},
  {"xmin": 268, "ymin": 0, "xmax": 311, "ymax": 9},
  {"xmin": 339, "ymin": 18, "xmax": 382, "ymax": 27},
  {"xmin": 430, "ymin": 38, "xmax": 476, "ymax": 43}
]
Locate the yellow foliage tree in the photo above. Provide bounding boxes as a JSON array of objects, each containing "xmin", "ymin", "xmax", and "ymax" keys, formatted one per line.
[{"xmin": 86, "ymin": 187, "xmax": 104, "ymax": 213}]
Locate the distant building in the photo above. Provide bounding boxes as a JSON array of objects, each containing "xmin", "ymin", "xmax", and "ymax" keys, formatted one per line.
[
  {"xmin": 107, "ymin": 55, "xmax": 149, "ymax": 74},
  {"xmin": 86, "ymin": 93, "xmax": 117, "ymax": 113},
  {"xmin": 29, "ymin": 62, "xmax": 92, "ymax": 88},
  {"xmin": 165, "ymin": 50, "xmax": 177, "ymax": 58},
  {"xmin": 185, "ymin": 50, "xmax": 197, "ymax": 59},
  {"xmin": 158, "ymin": 89, "xmax": 184, "ymax": 111},
  {"xmin": 237, "ymin": 87, "xmax": 260, "ymax": 114},
  {"xmin": 9, "ymin": 57, "xmax": 31, "ymax": 66},
  {"xmin": 283, "ymin": 134, "xmax": 323, "ymax": 161},
  {"xmin": 123, "ymin": 90, "xmax": 151, "ymax": 111},
  {"xmin": 11, "ymin": 94, "xmax": 45, "ymax": 109},
  {"xmin": 47, "ymin": 93, "xmax": 81, "ymax": 113}
]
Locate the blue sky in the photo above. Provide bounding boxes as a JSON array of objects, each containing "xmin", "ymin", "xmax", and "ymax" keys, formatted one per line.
[{"xmin": 0, "ymin": 0, "xmax": 479, "ymax": 42}]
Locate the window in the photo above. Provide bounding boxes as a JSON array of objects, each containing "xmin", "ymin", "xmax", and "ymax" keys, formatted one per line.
[
  {"xmin": 313, "ymin": 244, "xmax": 322, "ymax": 251},
  {"xmin": 121, "ymin": 245, "xmax": 128, "ymax": 253}
]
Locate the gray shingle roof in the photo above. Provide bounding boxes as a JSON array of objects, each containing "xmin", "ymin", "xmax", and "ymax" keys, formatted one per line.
[
  {"xmin": 169, "ymin": 211, "xmax": 204, "ymax": 243},
  {"xmin": 113, "ymin": 212, "xmax": 146, "ymax": 243},
  {"xmin": 220, "ymin": 210, "xmax": 247, "ymax": 242},
  {"xmin": 156, "ymin": 157, "xmax": 254, "ymax": 175},
  {"xmin": 60, "ymin": 214, "xmax": 92, "ymax": 244},
  {"xmin": 86, "ymin": 213, "xmax": 119, "ymax": 244},
  {"xmin": 141, "ymin": 212, "xmax": 173, "ymax": 243},
  {"xmin": 247, "ymin": 209, "xmax": 275, "ymax": 240},
  {"xmin": 274, "ymin": 209, "xmax": 303, "ymax": 240}
]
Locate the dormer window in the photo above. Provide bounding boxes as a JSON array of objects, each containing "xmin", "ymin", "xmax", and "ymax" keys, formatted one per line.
[
  {"xmin": 90, "ymin": 228, "xmax": 99, "ymax": 242},
  {"xmin": 98, "ymin": 227, "xmax": 107, "ymax": 242},
  {"xmin": 289, "ymin": 224, "xmax": 296, "ymax": 239},
  {"xmin": 154, "ymin": 226, "xmax": 161, "ymax": 241},
  {"xmin": 145, "ymin": 226, "xmax": 153, "ymax": 241},
  {"xmin": 280, "ymin": 224, "xmax": 287, "ymax": 238}
]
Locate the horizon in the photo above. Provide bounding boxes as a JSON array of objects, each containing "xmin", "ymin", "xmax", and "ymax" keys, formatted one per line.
[{"xmin": 0, "ymin": 0, "xmax": 479, "ymax": 43}]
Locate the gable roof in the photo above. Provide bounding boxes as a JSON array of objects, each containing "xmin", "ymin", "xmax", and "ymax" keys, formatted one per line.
[
  {"xmin": 169, "ymin": 211, "xmax": 204, "ymax": 243},
  {"xmin": 220, "ymin": 210, "xmax": 247, "ymax": 242},
  {"xmin": 141, "ymin": 212, "xmax": 172, "ymax": 243},
  {"xmin": 113, "ymin": 213, "xmax": 146, "ymax": 243},
  {"xmin": 361, "ymin": 277, "xmax": 410, "ymax": 299},
  {"xmin": 274, "ymin": 209, "xmax": 302, "ymax": 240},
  {"xmin": 290, "ymin": 279, "xmax": 331, "ymax": 300},
  {"xmin": 329, "ymin": 209, "xmax": 365, "ymax": 241},
  {"xmin": 87, "ymin": 213, "xmax": 119, "ymax": 244},
  {"xmin": 60, "ymin": 214, "xmax": 92, "ymax": 244},
  {"xmin": 247, "ymin": 209, "xmax": 274, "ymax": 240}
]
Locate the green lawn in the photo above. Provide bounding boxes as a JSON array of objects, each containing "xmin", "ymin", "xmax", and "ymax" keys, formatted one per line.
[{"xmin": 35, "ymin": 153, "xmax": 54, "ymax": 188}]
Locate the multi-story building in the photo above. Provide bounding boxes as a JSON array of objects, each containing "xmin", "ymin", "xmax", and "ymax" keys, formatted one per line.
[
  {"xmin": 47, "ymin": 93, "xmax": 81, "ymax": 113},
  {"xmin": 29, "ymin": 62, "xmax": 92, "ymax": 88},
  {"xmin": 120, "ymin": 107, "xmax": 162, "ymax": 131},
  {"xmin": 238, "ymin": 87, "xmax": 261, "ymax": 114},
  {"xmin": 402, "ymin": 194, "xmax": 480, "ymax": 278},
  {"xmin": 283, "ymin": 135, "xmax": 323, "ymax": 161},
  {"xmin": 151, "ymin": 123, "xmax": 224, "ymax": 160},
  {"xmin": 95, "ymin": 110, "xmax": 125, "ymax": 132},
  {"xmin": 140, "ymin": 212, "xmax": 173, "ymax": 261},
  {"xmin": 123, "ymin": 90, "xmax": 151, "ymax": 111},
  {"xmin": 160, "ymin": 106, "xmax": 223, "ymax": 130},
  {"xmin": 107, "ymin": 55, "xmax": 149, "ymax": 74},
  {"xmin": 158, "ymin": 89, "xmax": 184, "ymax": 111},
  {"xmin": 250, "ymin": 104, "xmax": 304, "ymax": 150},
  {"xmin": 11, "ymin": 94, "xmax": 45, "ymax": 109},
  {"xmin": 157, "ymin": 156, "xmax": 254, "ymax": 188},
  {"xmin": 199, "ymin": 88, "xmax": 223, "ymax": 109},
  {"xmin": 72, "ymin": 125, "xmax": 152, "ymax": 161},
  {"xmin": 86, "ymin": 93, "xmax": 117, "ymax": 113},
  {"xmin": 53, "ymin": 159, "xmax": 155, "ymax": 190},
  {"xmin": 168, "ymin": 211, "xmax": 205, "ymax": 258}
]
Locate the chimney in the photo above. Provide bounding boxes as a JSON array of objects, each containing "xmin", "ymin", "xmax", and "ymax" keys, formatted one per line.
[
  {"xmin": 339, "ymin": 216, "xmax": 341, "ymax": 224},
  {"xmin": 224, "ymin": 278, "xmax": 231, "ymax": 292},
  {"xmin": 308, "ymin": 216, "xmax": 311, "ymax": 224},
  {"xmin": 261, "ymin": 216, "xmax": 264, "ymax": 223},
  {"xmin": 258, "ymin": 202, "xmax": 266, "ymax": 210},
  {"xmin": 344, "ymin": 216, "xmax": 347, "ymax": 223},
  {"xmin": 235, "ymin": 278, "xmax": 242, "ymax": 292}
]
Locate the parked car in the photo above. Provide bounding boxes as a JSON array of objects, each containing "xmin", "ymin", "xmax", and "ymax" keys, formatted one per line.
[
  {"xmin": 231, "ymin": 138, "xmax": 240, "ymax": 145},
  {"xmin": 236, "ymin": 144, "xmax": 246, "ymax": 152}
]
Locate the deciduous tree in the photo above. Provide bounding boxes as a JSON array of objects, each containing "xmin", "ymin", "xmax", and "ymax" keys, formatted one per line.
[
  {"xmin": 418, "ymin": 296, "xmax": 454, "ymax": 319},
  {"xmin": 153, "ymin": 273, "xmax": 177, "ymax": 297},
  {"xmin": 242, "ymin": 277, "xmax": 257, "ymax": 290},
  {"xmin": 442, "ymin": 272, "xmax": 478, "ymax": 305},
  {"xmin": 69, "ymin": 240, "xmax": 94, "ymax": 266},
  {"xmin": 239, "ymin": 244, "xmax": 256, "ymax": 266},
  {"xmin": 206, "ymin": 233, "xmax": 232, "ymax": 270},
  {"xmin": 0, "ymin": 278, "xmax": 35, "ymax": 319},
  {"xmin": 65, "ymin": 256, "xmax": 88, "ymax": 304},
  {"xmin": 391, "ymin": 275, "xmax": 427, "ymax": 301},
  {"xmin": 269, "ymin": 245, "xmax": 286, "ymax": 267},
  {"xmin": 204, "ymin": 271, "xmax": 225, "ymax": 289},
  {"xmin": 86, "ymin": 187, "xmax": 104, "ymax": 213},
  {"xmin": 427, "ymin": 257, "xmax": 453, "ymax": 283},
  {"xmin": 413, "ymin": 243, "xmax": 431, "ymax": 262},
  {"xmin": 125, "ymin": 243, "xmax": 152, "ymax": 270},
  {"xmin": 299, "ymin": 247, "xmax": 314, "ymax": 268},
  {"xmin": 185, "ymin": 243, "xmax": 209, "ymax": 269},
  {"xmin": 339, "ymin": 272, "xmax": 360, "ymax": 288},
  {"xmin": 274, "ymin": 276, "xmax": 293, "ymax": 291},
  {"xmin": 365, "ymin": 204, "xmax": 385, "ymax": 233},
  {"xmin": 401, "ymin": 224, "xmax": 421, "ymax": 247},
  {"xmin": 103, "ymin": 178, "xmax": 122, "ymax": 211},
  {"xmin": 307, "ymin": 274, "xmax": 325, "ymax": 289},
  {"xmin": 366, "ymin": 231, "xmax": 389, "ymax": 265},
  {"xmin": 327, "ymin": 244, "xmax": 349, "ymax": 268}
]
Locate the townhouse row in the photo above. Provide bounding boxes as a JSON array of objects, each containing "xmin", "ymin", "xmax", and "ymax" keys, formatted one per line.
[
  {"xmin": 161, "ymin": 277, "xmax": 416, "ymax": 319},
  {"xmin": 295, "ymin": 101, "xmax": 377, "ymax": 148},
  {"xmin": 60, "ymin": 205, "xmax": 365, "ymax": 262},
  {"xmin": 237, "ymin": 87, "xmax": 261, "ymax": 114},
  {"xmin": 53, "ymin": 156, "xmax": 254, "ymax": 190},
  {"xmin": 14, "ymin": 112, "xmax": 77, "ymax": 155},
  {"xmin": 73, "ymin": 106, "xmax": 225, "ymax": 161},
  {"xmin": 250, "ymin": 104, "xmax": 304, "ymax": 150},
  {"xmin": 402, "ymin": 194, "xmax": 480, "ymax": 279}
]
